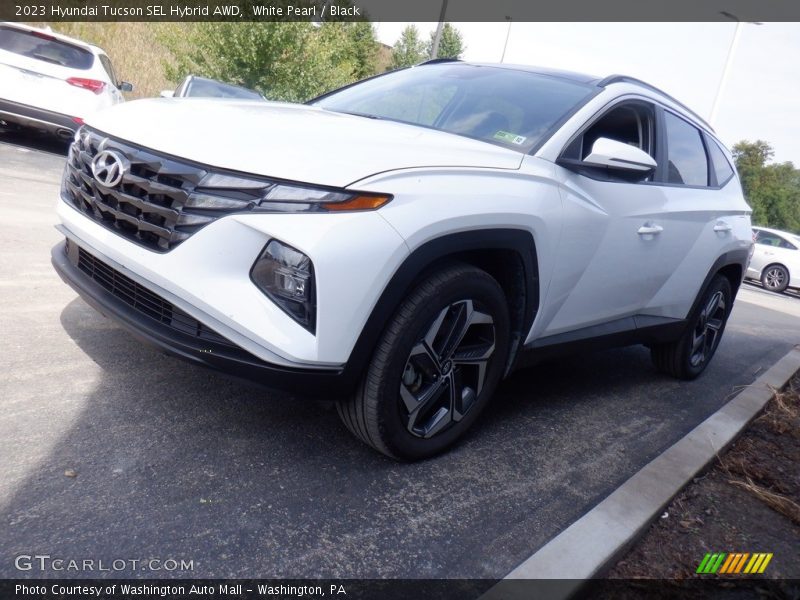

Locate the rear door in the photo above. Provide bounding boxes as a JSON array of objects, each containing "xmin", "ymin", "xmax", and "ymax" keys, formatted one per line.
[{"xmin": 639, "ymin": 112, "xmax": 747, "ymax": 319}]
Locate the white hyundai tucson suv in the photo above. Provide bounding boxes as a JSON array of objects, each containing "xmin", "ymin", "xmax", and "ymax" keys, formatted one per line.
[{"xmin": 52, "ymin": 61, "xmax": 752, "ymax": 460}]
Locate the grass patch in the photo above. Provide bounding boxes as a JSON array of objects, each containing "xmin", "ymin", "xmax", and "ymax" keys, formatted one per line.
[{"xmin": 32, "ymin": 22, "xmax": 177, "ymax": 99}]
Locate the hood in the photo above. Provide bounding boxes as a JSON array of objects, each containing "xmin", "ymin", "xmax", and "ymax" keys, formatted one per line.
[{"xmin": 85, "ymin": 98, "xmax": 524, "ymax": 188}]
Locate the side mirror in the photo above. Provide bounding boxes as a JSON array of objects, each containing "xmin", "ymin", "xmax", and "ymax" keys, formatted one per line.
[
  {"xmin": 583, "ymin": 137, "xmax": 657, "ymax": 173},
  {"xmin": 159, "ymin": 90, "xmax": 175, "ymax": 98},
  {"xmin": 119, "ymin": 81, "xmax": 134, "ymax": 92},
  {"xmin": 557, "ymin": 137, "xmax": 657, "ymax": 182}
]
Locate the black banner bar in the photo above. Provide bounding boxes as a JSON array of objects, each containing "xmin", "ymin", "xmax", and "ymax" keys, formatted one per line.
[
  {"xmin": 3, "ymin": 579, "xmax": 799, "ymax": 600},
  {"xmin": 2, "ymin": 0, "xmax": 800, "ymax": 23}
]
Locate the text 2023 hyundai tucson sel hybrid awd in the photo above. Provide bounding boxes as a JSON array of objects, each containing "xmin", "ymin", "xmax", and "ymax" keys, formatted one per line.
[{"xmin": 52, "ymin": 61, "xmax": 752, "ymax": 460}]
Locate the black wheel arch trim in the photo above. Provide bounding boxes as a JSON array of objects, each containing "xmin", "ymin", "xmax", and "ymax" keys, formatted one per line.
[
  {"xmin": 340, "ymin": 228, "xmax": 540, "ymax": 389},
  {"xmin": 687, "ymin": 248, "xmax": 750, "ymax": 320}
]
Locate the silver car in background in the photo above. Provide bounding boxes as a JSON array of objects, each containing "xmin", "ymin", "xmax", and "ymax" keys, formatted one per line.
[
  {"xmin": 747, "ymin": 226, "xmax": 800, "ymax": 293},
  {"xmin": 160, "ymin": 75, "xmax": 265, "ymax": 100}
]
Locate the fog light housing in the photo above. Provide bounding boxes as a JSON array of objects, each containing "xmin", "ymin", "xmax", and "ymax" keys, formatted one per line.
[{"xmin": 251, "ymin": 240, "xmax": 316, "ymax": 333}]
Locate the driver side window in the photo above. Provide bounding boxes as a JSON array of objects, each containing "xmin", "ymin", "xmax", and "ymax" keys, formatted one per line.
[{"xmin": 562, "ymin": 102, "xmax": 656, "ymax": 164}]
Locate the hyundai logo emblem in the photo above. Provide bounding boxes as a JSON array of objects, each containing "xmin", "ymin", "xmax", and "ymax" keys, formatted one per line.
[{"xmin": 91, "ymin": 149, "xmax": 127, "ymax": 188}]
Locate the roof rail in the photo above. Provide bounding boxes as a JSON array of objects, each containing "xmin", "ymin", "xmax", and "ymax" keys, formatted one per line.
[
  {"xmin": 597, "ymin": 74, "xmax": 714, "ymax": 132},
  {"xmin": 417, "ymin": 58, "xmax": 463, "ymax": 66}
]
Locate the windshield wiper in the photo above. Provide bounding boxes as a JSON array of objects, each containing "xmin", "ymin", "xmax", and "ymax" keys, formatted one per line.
[{"xmin": 334, "ymin": 110, "xmax": 385, "ymax": 121}]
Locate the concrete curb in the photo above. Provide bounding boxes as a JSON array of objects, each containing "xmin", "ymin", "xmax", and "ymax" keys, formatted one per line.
[{"xmin": 483, "ymin": 345, "xmax": 800, "ymax": 600}]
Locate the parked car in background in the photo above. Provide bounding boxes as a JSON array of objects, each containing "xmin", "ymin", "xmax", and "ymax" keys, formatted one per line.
[
  {"xmin": 746, "ymin": 226, "xmax": 800, "ymax": 293},
  {"xmin": 0, "ymin": 22, "xmax": 131, "ymax": 140},
  {"xmin": 52, "ymin": 61, "xmax": 752, "ymax": 460},
  {"xmin": 161, "ymin": 75, "xmax": 265, "ymax": 100}
]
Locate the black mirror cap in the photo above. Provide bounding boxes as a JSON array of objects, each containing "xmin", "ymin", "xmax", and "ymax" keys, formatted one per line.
[{"xmin": 119, "ymin": 82, "xmax": 134, "ymax": 92}]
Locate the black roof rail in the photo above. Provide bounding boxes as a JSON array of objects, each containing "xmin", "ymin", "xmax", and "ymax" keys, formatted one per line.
[
  {"xmin": 598, "ymin": 74, "xmax": 714, "ymax": 132},
  {"xmin": 417, "ymin": 58, "xmax": 463, "ymax": 66}
]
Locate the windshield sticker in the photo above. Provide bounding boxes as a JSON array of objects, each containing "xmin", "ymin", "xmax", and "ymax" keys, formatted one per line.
[{"xmin": 494, "ymin": 130, "xmax": 527, "ymax": 145}]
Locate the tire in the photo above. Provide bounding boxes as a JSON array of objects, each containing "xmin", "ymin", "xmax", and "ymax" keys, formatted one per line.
[
  {"xmin": 760, "ymin": 264, "xmax": 790, "ymax": 293},
  {"xmin": 651, "ymin": 274, "xmax": 732, "ymax": 380},
  {"xmin": 337, "ymin": 263, "xmax": 510, "ymax": 460}
]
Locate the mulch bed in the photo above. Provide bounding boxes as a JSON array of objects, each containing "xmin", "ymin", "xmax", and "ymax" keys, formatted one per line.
[{"xmin": 589, "ymin": 374, "xmax": 800, "ymax": 599}]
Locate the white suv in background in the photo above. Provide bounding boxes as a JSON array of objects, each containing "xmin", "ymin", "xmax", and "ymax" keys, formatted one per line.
[
  {"xmin": 0, "ymin": 22, "xmax": 131, "ymax": 140},
  {"xmin": 52, "ymin": 61, "xmax": 752, "ymax": 460}
]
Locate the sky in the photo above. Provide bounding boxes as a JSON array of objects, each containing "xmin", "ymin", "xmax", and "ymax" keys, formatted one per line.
[{"xmin": 373, "ymin": 22, "xmax": 800, "ymax": 165}]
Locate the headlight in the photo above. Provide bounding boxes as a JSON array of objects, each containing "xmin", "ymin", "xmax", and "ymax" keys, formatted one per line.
[
  {"xmin": 251, "ymin": 239, "xmax": 316, "ymax": 332},
  {"xmin": 186, "ymin": 173, "xmax": 391, "ymax": 213}
]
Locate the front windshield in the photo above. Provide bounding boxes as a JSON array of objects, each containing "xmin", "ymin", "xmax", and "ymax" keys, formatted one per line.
[{"xmin": 312, "ymin": 63, "xmax": 597, "ymax": 152}]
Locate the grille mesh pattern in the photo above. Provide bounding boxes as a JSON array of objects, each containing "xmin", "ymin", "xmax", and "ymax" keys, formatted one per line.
[
  {"xmin": 62, "ymin": 128, "xmax": 266, "ymax": 252},
  {"xmin": 71, "ymin": 240, "xmax": 236, "ymax": 349}
]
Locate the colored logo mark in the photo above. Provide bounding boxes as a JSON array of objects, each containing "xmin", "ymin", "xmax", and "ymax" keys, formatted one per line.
[{"xmin": 696, "ymin": 552, "xmax": 773, "ymax": 575}]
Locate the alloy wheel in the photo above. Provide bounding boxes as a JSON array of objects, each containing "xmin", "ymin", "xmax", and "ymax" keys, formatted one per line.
[
  {"xmin": 689, "ymin": 290, "xmax": 726, "ymax": 368},
  {"xmin": 764, "ymin": 267, "xmax": 787, "ymax": 291},
  {"xmin": 399, "ymin": 299, "xmax": 495, "ymax": 439}
]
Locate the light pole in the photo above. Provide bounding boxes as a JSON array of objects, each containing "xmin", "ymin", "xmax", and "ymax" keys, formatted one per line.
[
  {"xmin": 500, "ymin": 16, "xmax": 512, "ymax": 63},
  {"xmin": 430, "ymin": 0, "xmax": 450, "ymax": 59},
  {"xmin": 709, "ymin": 12, "xmax": 761, "ymax": 126}
]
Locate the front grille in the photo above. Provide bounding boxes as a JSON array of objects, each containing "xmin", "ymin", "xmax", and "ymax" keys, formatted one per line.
[
  {"xmin": 69, "ymin": 239, "xmax": 237, "ymax": 349},
  {"xmin": 62, "ymin": 128, "xmax": 271, "ymax": 252}
]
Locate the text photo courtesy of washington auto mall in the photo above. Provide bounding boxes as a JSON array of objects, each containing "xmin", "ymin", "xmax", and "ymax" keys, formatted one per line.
[{"xmin": 1, "ymin": 0, "xmax": 799, "ymax": 599}]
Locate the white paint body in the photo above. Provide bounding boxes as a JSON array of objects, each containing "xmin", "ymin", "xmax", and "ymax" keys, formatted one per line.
[
  {"xmin": 56, "ymin": 73, "xmax": 753, "ymax": 370},
  {"xmin": 747, "ymin": 226, "xmax": 800, "ymax": 289},
  {"xmin": 0, "ymin": 22, "xmax": 125, "ymax": 125}
]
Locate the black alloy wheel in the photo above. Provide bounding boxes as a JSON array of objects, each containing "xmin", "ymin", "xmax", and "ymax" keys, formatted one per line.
[{"xmin": 337, "ymin": 263, "xmax": 510, "ymax": 460}]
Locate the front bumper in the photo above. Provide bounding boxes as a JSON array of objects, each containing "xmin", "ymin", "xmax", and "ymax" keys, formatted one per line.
[
  {"xmin": 56, "ymin": 194, "xmax": 408, "ymax": 367},
  {"xmin": 51, "ymin": 238, "xmax": 350, "ymax": 396}
]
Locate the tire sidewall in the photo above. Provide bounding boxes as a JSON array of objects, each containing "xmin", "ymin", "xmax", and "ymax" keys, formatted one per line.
[
  {"xmin": 681, "ymin": 275, "xmax": 732, "ymax": 378},
  {"xmin": 761, "ymin": 265, "xmax": 789, "ymax": 293},
  {"xmin": 368, "ymin": 269, "xmax": 510, "ymax": 460}
]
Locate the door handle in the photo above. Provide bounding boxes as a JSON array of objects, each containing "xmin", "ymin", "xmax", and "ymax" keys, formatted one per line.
[
  {"xmin": 637, "ymin": 223, "xmax": 663, "ymax": 236},
  {"xmin": 713, "ymin": 221, "xmax": 732, "ymax": 233}
]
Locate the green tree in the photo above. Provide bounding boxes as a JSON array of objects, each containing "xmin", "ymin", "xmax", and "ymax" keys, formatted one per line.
[
  {"xmin": 391, "ymin": 25, "xmax": 426, "ymax": 69},
  {"xmin": 733, "ymin": 140, "xmax": 800, "ymax": 233},
  {"xmin": 342, "ymin": 21, "xmax": 380, "ymax": 79},
  {"xmin": 428, "ymin": 23, "xmax": 465, "ymax": 59},
  {"xmin": 160, "ymin": 21, "xmax": 379, "ymax": 103}
]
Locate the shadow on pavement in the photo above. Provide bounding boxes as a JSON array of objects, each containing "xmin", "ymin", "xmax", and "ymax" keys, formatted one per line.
[
  {"xmin": 0, "ymin": 128, "xmax": 70, "ymax": 156},
  {"xmin": 743, "ymin": 280, "xmax": 800, "ymax": 301},
  {"xmin": 0, "ymin": 295, "xmax": 792, "ymax": 579}
]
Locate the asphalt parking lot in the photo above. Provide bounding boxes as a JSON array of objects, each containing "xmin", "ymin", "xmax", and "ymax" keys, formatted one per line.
[{"xmin": 2, "ymin": 134, "xmax": 799, "ymax": 579}]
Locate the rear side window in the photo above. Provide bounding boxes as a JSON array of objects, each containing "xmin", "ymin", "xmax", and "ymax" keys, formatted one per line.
[
  {"xmin": 99, "ymin": 55, "xmax": 117, "ymax": 85},
  {"xmin": 704, "ymin": 135, "xmax": 735, "ymax": 186},
  {"xmin": 755, "ymin": 230, "xmax": 797, "ymax": 250},
  {"xmin": 664, "ymin": 111, "xmax": 708, "ymax": 187},
  {"xmin": 0, "ymin": 26, "xmax": 94, "ymax": 70}
]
